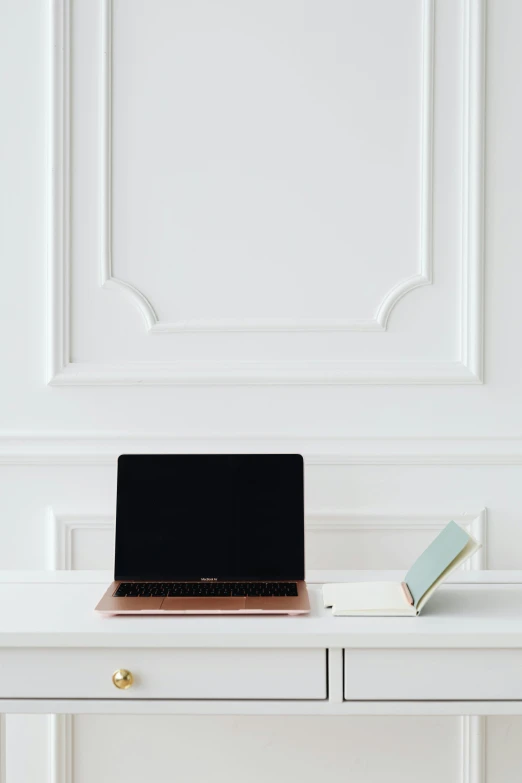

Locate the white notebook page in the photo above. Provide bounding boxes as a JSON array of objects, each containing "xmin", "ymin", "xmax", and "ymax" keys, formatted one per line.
[{"xmin": 323, "ymin": 581, "xmax": 409, "ymax": 613}]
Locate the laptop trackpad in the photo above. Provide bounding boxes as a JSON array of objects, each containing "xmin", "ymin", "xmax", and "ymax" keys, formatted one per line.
[{"xmin": 161, "ymin": 597, "xmax": 246, "ymax": 612}]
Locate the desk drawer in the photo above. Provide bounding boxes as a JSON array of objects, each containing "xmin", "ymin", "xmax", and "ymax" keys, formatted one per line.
[
  {"xmin": 344, "ymin": 649, "xmax": 522, "ymax": 700},
  {"xmin": 0, "ymin": 648, "xmax": 326, "ymax": 700}
]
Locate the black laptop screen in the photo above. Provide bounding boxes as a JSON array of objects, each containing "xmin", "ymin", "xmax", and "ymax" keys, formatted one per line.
[{"xmin": 114, "ymin": 454, "xmax": 305, "ymax": 581}]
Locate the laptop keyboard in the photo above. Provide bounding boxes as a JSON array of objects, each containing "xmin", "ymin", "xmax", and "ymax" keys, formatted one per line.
[{"xmin": 114, "ymin": 582, "xmax": 299, "ymax": 598}]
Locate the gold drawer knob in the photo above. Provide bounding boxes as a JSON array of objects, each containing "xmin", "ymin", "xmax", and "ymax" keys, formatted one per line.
[{"xmin": 112, "ymin": 669, "xmax": 134, "ymax": 690}]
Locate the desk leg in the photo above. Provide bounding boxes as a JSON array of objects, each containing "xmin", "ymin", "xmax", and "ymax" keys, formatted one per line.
[
  {"xmin": 462, "ymin": 716, "xmax": 485, "ymax": 783},
  {"xmin": 0, "ymin": 709, "xmax": 488, "ymax": 783},
  {"xmin": 327, "ymin": 648, "xmax": 344, "ymax": 703},
  {"xmin": 0, "ymin": 714, "xmax": 5, "ymax": 783},
  {"xmin": 49, "ymin": 715, "xmax": 72, "ymax": 783}
]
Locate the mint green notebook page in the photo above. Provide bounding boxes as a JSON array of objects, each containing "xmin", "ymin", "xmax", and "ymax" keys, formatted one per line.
[{"xmin": 405, "ymin": 521, "xmax": 470, "ymax": 607}]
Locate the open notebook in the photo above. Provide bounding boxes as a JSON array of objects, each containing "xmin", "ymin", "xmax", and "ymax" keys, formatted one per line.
[{"xmin": 323, "ymin": 520, "xmax": 481, "ymax": 617}]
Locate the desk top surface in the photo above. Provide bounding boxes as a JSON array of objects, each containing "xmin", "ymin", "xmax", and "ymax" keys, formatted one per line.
[{"xmin": 0, "ymin": 570, "xmax": 521, "ymax": 649}]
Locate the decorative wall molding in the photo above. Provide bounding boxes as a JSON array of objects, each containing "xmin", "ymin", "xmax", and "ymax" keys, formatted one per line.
[
  {"xmin": 47, "ymin": 507, "xmax": 487, "ymax": 571},
  {"xmin": 100, "ymin": 0, "xmax": 433, "ymax": 335},
  {"xmin": 47, "ymin": 509, "xmax": 113, "ymax": 570},
  {"xmin": 461, "ymin": 0, "xmax": 486, "ymax": 383},
  {"xmin": 2, "ymin": 434, "xmax": 522, "ymax": 465},
  {"xmin": 49, "ymin": 361, "xmax": 482, "ymax": 386},
  {"xmin": 306, "ymin": 509, "xmax": 487, "ymax": 570},
  {"xmin": 47, "ymin": 0, "xmax": 70, "ymax": 383},
  {"xmin": 47, "ymin": 0, "xmax": 485, "ymax": 385}
]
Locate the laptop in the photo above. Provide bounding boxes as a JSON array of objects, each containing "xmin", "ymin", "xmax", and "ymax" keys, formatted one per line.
[{"xmin": 95, "ymin": 454, "xmax": 311, "ymax": 615}]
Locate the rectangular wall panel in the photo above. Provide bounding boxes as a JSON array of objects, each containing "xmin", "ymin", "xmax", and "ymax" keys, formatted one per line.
[{"xmin": 48, "ymin": 0, "xmax": 485, "ymax": 384}]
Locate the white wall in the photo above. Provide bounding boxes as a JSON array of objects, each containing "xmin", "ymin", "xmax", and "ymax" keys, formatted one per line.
[{"xmin": 1, "ymin": 0, "xmax": 522, "ymax": 780}]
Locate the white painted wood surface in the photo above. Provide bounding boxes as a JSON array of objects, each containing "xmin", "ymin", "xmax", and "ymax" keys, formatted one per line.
[
  {"xmin": 3, "ymin": 568, "xmax": 521, "ymax": 584},
  {"xmin": 344, "ymin": 649, "xmax": 522, "ymax": 700},
  {"xmin": 1, "ymin": 700, "xmax": 520, "ymax": 717},
  {"xmin": 2, "ymin": 0, "xmax": 522, "ymax": 780},
  {"xmin": 0, "ymin": 573, "xmax": 521, "ymax": 710},
  {"xmin": 0, "ymin": 647, "xmax": 326, "ymax": 700},
  {"xmin": 0, "ymin": 577, "xmax": 522, "ymax": 650}
]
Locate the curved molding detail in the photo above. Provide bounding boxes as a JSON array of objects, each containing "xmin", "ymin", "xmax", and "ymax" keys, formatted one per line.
[
  {"xmin": 99, "ymin": 0, "xmax": 434, "ymax": 334},
  {"xmin": 101, "ymin": 276, "xmax": 158, "ymax": 332},
  {"xmin": 374, "ymin": 271, "xmax": 431, "ymax": 329},
  {"xmin": 375, "ymin": 0, "xmax": 434, "ymax": 329},
  {"xmin": 99, "ymin": 1, "xmax": 158, "ymax": 333}
]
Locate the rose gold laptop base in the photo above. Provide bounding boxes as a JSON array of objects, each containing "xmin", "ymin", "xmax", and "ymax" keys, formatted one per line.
[{"xmin": 95, "ymin": 581, "xmax": 310, "ymax": 615}]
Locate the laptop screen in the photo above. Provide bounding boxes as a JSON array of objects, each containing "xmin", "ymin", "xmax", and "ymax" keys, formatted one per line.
[{"xmin": 114, "ymin": 454, "xmax": 305, "ymax": 581}]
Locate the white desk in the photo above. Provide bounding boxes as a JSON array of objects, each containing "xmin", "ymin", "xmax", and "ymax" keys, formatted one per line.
[{"xmin": 0, "ymin": 570, "xmax": 522, "ymax": 717}]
